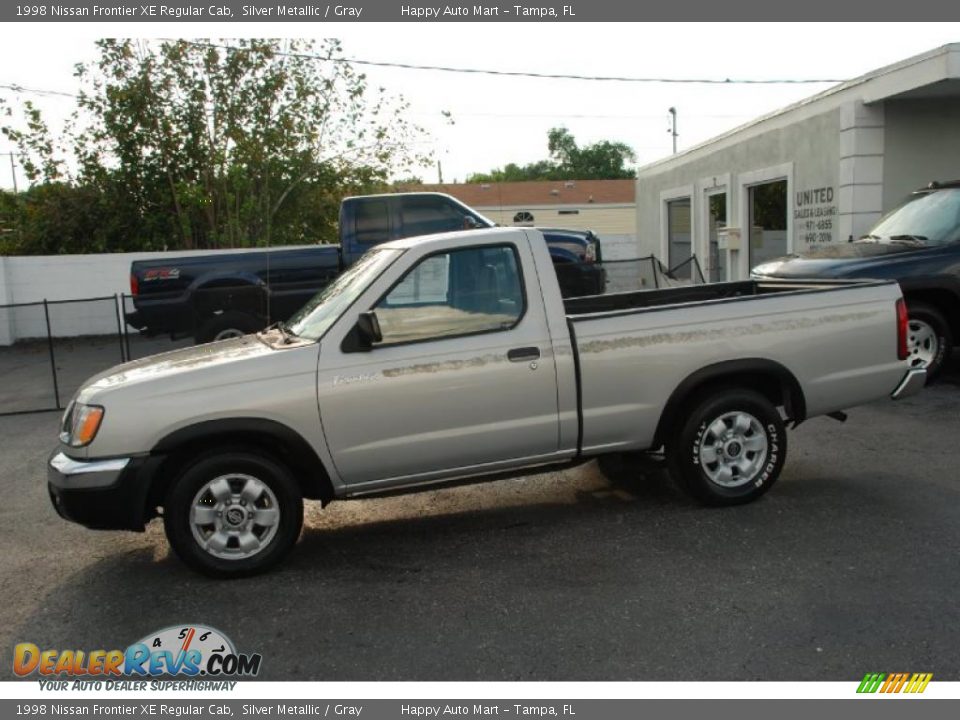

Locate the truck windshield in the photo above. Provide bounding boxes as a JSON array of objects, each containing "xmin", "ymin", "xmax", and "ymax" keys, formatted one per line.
[
  {"xmin": 865, "ymin": 188, "xmax": 960, "ymax": 246},
  {"xmin": 286, "ymin": 248, "xmax": 402, "ymax": 341}
]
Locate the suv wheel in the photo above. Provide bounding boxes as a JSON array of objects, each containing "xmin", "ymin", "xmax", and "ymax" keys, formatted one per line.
[
  {"xmin": 163, "ymin": 451, "xmax": 303, "ymax": 578},
  {"xmin": 667, "ymin": 389, "xmax": 786, "ymax": 506},
  {"xmin": 906, "ymin": 303, "xmax": 952, "ymax": 383}
]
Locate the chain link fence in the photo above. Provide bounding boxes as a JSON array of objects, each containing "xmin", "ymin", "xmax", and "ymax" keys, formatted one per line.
[
  {"xmin": 0, "ymin": 294, "xmax": 191, "ymax": 417},
  {"xmin": 598, "ymin": 254, "xmax": 704, "ymax": 294}
]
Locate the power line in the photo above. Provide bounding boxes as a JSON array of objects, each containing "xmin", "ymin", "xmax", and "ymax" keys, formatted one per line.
[
  {"xmin": 0, "ymin": 83, "xmax": 78, "ymax": 99},
  {"xmin": 1, "ymin": 46, "xmax": 845, "ymax": 111},
  {"xmin": 412, "ymin": 110, "xmax": 752, "ymax": 120},
  {"xmin": 183, "ymin": 41, "xmax": 846, "ymax": 85}
]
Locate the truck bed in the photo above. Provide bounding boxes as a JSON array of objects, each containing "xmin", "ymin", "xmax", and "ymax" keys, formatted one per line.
[
  {"xmin": 563, "ymin": 278, "xmax": 886, "ymax": 316},
  {"xmin": 564, "ymin": 277, "xmax": 905, "ymax": 455}
]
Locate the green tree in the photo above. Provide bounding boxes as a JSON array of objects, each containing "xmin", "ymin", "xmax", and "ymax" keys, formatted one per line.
[
  {"xmin": 0, "ymin": 189, "xmax": 19, "ymax": 254},
  {"xmin": 2, "ymin": 38, "xmax": 429, "ymax": 254},
  {"xmin": 466, "ymin": 127, "xmax": 636, "ymax": 183}
]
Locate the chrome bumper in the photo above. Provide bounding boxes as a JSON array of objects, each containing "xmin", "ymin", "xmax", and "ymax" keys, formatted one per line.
[
  {"xmin": 891, "ymin": 368, "xmax": 926, "ymax": 400},
  {"xmin": 48, "ymin": 452, "xmax": 131, "ymax": 490}
]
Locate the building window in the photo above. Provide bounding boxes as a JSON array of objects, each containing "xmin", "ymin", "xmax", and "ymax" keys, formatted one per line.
[
  {"xmin": 667, "ymin": 197, "xmax": 692, "ymax": 279},
  {"xmin": 513, "ymin": 211, "xmax": 535, "ymax": 224}
]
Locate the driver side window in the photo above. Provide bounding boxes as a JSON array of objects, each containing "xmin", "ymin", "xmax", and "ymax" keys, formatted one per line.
[{"xmin": 374, "ymin": 245, "xmax": 524, "ymax": 345}]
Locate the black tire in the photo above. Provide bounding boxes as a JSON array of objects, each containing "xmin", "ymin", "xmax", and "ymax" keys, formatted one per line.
[
  {"xmin": 163, "ymin": 450, "xmax": 303, "ymax": 578},
  {"xmin": 194, "ymin": 311, "xmax": 265, "ymax": 344},
  {"xmin": 906, "ymin": 303, "xmax": 952, "ymax": 383},
  {"xmin": 667, "ymin": 389, "xmax": 786, "ymax": 506}
]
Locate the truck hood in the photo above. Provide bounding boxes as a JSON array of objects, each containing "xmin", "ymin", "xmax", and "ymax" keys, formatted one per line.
[
  {"xmin": 752, "ymin": 242, "xmax": 929, "ymax": 278},
  {"xmin": 77, "ymin": 335, "xmax": 277, "ymax": 400}
]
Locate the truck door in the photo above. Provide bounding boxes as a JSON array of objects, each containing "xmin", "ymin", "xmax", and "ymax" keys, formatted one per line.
[{"xmin": 317, "ymin": 238, "xmax": 561, "ymax": 487}]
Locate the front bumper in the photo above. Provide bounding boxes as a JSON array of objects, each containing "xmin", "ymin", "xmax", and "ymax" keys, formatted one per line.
[
  {"xmin": 47, "ymin": 451, "xmax": 157, "ymax": 531},
  {"xmin": 891, "ymin": 368, "xmax": 926, "ymax": 400}
]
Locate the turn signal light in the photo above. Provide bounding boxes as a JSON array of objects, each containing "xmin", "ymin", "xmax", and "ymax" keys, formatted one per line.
[{"xmin": 59, "ymin": 404, "xmax": 105, "ymax": 447}]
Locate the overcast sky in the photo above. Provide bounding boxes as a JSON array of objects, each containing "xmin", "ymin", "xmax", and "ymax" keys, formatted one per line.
[{"xmin": 1, "ymin": 22, "xmax": 959, "ymax": 189}]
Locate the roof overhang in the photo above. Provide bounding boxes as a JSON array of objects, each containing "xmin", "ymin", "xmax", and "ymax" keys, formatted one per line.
[
  {"xmin": 637, "ymin": 43, "xmax": 960, "ymax": 176},
  {"xmin": 861, "ymin": 45, "xmax": 960, "ymax": 103}
]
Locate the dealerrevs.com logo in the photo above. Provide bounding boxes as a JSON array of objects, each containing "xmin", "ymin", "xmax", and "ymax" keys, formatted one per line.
[
  {"xmin": 14, "ymin": 625, "xmax": 261, "ymax": 687},
  {"xmin": 857, "ymin": 673, "xmax": 933, "ymax": 694}
]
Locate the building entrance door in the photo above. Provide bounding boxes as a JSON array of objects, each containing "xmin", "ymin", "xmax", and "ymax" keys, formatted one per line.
[
  {"xmin": 748, "ymin": 180, "xmax": 788, "ymax": 271},
  {"xmin": 707, "ymin": 192, "xmax": 727, "ymax": 282}
]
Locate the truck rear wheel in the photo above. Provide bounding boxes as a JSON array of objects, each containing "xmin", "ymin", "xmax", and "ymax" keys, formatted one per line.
[
  {"xmin": 667, "ymin": 389, "xmax": 786, "ymax": 506},
  {"xmin": 163, "ymin": 450, "xmax": 303, "ymax": 578},
  {"xmin": 195, "ymin": 311, "xmax": 265, "ymax": 344}
]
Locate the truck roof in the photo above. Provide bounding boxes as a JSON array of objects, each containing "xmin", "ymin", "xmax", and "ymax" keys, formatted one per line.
[
  {"xmin": 343, "ymin": 191, "xmax": 455, "ymax": 201},
  {"xmin": 921, "ymin": 180, "xmax": 960, "ymax": 190},
  {"xmin": 379, "ymin": 226, "xmax": 529, "ymax": 251}
]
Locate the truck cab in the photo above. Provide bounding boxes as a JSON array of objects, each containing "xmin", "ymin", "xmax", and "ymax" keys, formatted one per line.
[
  {"xmin": 339, "ymin": 192, "xmax": 493, "ymax": 266},
  {"xmin": 339, "ymin": 192, "xmax": 605, "ymax": 295}
]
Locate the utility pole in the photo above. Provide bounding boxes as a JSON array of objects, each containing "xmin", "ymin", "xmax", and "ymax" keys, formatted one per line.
[
  {"xmin": 5, "ymin": 153, "xmax": 17, "ymax": 195},
  {"xmin": 437, "ymin": 160, "xmax": 443, "ymax": 184},
  {"xmin": 668, "ymin": 107, "xmax": 678, "ymax": 154},
  {"xmin": 2, "ymin": 152, "xmax": 23, "ymax": 245}
]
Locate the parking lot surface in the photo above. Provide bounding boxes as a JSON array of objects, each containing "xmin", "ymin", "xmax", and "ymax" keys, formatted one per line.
[{"xmin": 2, "ymin": 361, "xmax": 959, "ymax": 681}]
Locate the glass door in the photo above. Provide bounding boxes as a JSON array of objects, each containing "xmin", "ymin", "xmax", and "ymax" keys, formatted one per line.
[
  {"xmin": 748, "ymin": 180, "xmax": 788, "ymax": 270},
  {"xmin": 667, "ymin": 197, "xmax": 692, "ymax": 280},
  {"xmin": 707, "ymin": 192, "xmax": 727, "ymax": 282}
]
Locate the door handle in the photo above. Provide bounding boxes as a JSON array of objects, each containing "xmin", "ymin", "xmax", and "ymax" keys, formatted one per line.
[{"xmin": 507, "ymin": 346, "xmax": 540, "ymax": 362}]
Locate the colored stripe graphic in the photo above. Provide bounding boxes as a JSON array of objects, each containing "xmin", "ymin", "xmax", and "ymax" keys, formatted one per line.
[
  {"xmin": 904, "ymin": 673, "xmax": 933, "ymax": 694},
  {"xmin": 857, "ymin": 672, "xmax": 931, "ymax": 694},
  {"xmin": 857, "ymin": 673, "xmax": 885, "ymax": 693}
]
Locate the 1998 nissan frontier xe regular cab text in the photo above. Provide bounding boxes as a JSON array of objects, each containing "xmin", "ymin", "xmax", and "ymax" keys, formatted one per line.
[{"xmin": 48, "ymin": 227, "xmax": 924, "ymax": 577}]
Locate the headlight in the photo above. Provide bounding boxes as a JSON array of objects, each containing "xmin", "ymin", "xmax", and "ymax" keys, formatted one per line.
[
  {"xmin": 584, "ymin": 242, "xmax": 597, "ymax": 263},
  {"xmin": 59, "ymin": 403, "xmax": 105, "ymax": 447}
]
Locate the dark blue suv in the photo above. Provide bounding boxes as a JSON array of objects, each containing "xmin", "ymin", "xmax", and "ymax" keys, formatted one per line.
[{"xmin": 753, "ymin": 181, "xmax": 960, "ymax": 381}]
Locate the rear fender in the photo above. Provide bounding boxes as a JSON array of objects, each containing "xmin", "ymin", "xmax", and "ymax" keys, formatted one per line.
[{"xmin": 653, "ymin": 358, "xmax": 807, "ymax": 449}]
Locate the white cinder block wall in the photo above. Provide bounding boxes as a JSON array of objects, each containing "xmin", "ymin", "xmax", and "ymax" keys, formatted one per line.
[
  {"xmin": 0, "ymin": 257, "xmax": 13, "ymax": 345},
  {"xmin": 0, "ymin": 247, "xmax": 304, "ymax": 344}
]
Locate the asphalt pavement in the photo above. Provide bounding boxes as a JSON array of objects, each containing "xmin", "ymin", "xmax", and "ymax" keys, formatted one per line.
[{"xmin": 1, "ymin": 361, "xmax": 958, "ymax": 681}]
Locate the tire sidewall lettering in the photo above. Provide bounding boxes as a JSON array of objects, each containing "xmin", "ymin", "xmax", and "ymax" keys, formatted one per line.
[
  {"xmin": 755, "ymin": 423, "xmax": 780, "ymax": 487},
  {"xmin": 692, "ymin": 422, "xmax": 708, "ymax": 467}
]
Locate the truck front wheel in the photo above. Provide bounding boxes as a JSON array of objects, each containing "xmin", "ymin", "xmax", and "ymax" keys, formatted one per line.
[
  {"xmin": 905, "ymin": 302, "xmax": 951, "ymax": 383},
  {"xmin": 667, "ymin": 389, "xmax": 786, "ymax": 506},
  {"xmin": 163, "ymin": 450, "xmax": 304, "ymax": 578}
]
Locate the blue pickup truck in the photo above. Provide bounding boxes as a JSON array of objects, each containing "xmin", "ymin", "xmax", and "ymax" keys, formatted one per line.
[{"xmin": 126, "ymin": 192, "xmax": 605, "ymax": 343}]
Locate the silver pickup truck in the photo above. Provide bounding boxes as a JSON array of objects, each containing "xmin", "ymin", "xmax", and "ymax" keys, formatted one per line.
[{"xmin": 48, "ymin": 227, "xmax": 924, "ymax": 576}]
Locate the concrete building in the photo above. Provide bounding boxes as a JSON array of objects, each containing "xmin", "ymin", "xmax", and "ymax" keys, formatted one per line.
[{"xmin": 635, "ymin": 44, "xmax": 960, "ymax": 282}]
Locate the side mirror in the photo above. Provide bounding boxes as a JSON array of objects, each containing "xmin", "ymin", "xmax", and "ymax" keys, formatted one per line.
[
  {"xmin": 356, "ymin": 311, "xmax": 383, "ymax": 346},
  {"xmin": 462, "ymin": 216, "xmax": 480, "ymax": 230}
]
